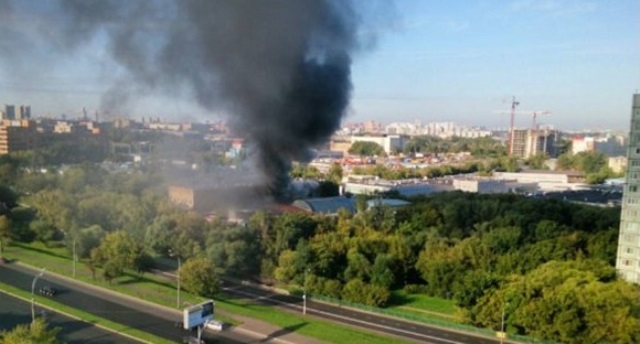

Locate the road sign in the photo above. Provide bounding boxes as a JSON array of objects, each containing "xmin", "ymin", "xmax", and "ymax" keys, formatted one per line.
[{"xmin": 183, "ymin": 300, "xmax": 215, "ymax": 330}]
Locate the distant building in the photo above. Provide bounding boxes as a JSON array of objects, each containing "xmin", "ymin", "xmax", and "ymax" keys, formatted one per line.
[
  {"xmin": 493, "ymin": 170, "xmax": 587, "ymax": 192},
  {"xmin": 609, "ymin": 156, "xmax": 627, "ymax": 174},
  {"xmin": 572, "ymin": 135, "xmax": 625, "ymax": 157},
  {"xmin": 292, "ymin": 196, "xmax": 411, "ymax": 215},
  {"xmin": 510, "ymin": 129, "xmax": 557, "ymax": 159},
  {"xmin": 617, "ymin": 93, "xmax": 640, "ymax": 284},
  {"xmin": 452, "ymin": 178, "xmax": 509, "ymax": 194},
  {"xmin": 3, "ymin": 105, "xmax": 31, "ymax": 120},
  {"xmin": 0, "ymin": 117, "xmax": 107, "ymax": 155},
  {"xmin": 168, "ymin": 180, "xmax": 267, "ymax": 214},
  {"xmin": 342, "ymin": 175, "xmax": 451, "ymax": 196},
  {"xmin": 0, "ymin": 119, "xmax": 39, "ymax": 154},
  {"xmin": 350, "ymin": 135, "xmax": 404, "ymax": 155},
  {"xmin": 292, "ymin": 196, "xmax": 356, "ymax": 214}
]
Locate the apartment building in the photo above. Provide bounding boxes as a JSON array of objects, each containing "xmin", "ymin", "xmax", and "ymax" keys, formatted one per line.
[{"xmin": 617, "ymin": 94, "xmax": 640, "ymax": 284}]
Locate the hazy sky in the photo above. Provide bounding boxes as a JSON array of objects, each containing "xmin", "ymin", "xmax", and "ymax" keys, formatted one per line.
[{"xmin": 1, "ymin": 0, "xmax": 638, "ymax": 130}]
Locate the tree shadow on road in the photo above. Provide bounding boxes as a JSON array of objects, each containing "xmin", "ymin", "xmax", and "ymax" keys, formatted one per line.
[{"xmin": 258, "ymin": 322, "xmax": 308, "ymax": 343}]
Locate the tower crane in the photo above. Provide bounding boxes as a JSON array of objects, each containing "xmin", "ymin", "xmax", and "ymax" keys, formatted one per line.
[
  {"xmin": 508, "ymin": 96, "xmax": 519, "ymax": 156},
  {"xmin": 531, "ymin": 110, "xmax": 550, "ymax": 130}
]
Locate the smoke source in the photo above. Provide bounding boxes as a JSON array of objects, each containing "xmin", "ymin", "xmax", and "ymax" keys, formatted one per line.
[{"xmin": 0, "ymin": 0, "xmax": 371, "ymax": 200}]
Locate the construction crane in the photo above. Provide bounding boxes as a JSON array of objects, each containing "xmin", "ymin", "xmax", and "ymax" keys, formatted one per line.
[
  {"xmin": 508, "ymin": 96, "xmax": 519, "ymax": 156},
  {"xmin": 531, "ymin": 110, "xmax": 550, "ymax": 130}
]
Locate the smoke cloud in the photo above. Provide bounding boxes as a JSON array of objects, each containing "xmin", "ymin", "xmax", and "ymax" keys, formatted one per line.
[{"xmin": 0, "ymin": 0, "xmax": 375, "ymax": 200}]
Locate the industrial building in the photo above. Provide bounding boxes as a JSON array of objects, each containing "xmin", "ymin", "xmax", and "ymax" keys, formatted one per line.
[
  {"xmin": 617, "ymin": 94, "xmax": 640, "ymax": 284},
  {"xmin": 452, "ymin": 178, "xmax": 509, "ymax": 194},
  {"xmin": 342, "ymin": 175, "xmax": 452, "ymax": 196}
]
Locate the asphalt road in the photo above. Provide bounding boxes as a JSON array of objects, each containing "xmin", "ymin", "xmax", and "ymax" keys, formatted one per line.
[
  {"xmin": 0, "ymin": 263, "xmax": 256, "ymax": 344},
  {"xmin": 221, "ymin": 280, "xmax": 502, "ymax": 344},
  {"xmin": 0, "ymin": 291, "xmax": 141, "ymax": 344}
]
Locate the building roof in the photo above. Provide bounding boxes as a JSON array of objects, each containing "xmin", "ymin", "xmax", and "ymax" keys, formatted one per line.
[
  {"xmin": 367, "ymin": 199, "xmax": 411, "ymax": 208},
  {"xmin": 292, "ymin": 197, "xmax": 356, "ymax": 214}
]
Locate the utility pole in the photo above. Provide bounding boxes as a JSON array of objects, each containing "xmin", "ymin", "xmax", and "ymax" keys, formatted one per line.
[
  {"xmin": 72, "ymin": 238, "xmax": 77, "ymax": 278},
  {"xmin": 31, "ymin": 268, "xmax": 46, "ymax": 323}
]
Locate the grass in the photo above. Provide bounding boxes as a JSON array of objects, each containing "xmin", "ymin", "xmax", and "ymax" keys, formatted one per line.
[
  {"xmin": 0, "ymin": 282, "xmax": 172, "ymax": 344},
  {"xmin": 388, "ymin": 289, "xmax": 459, "ymax": 315},
  {"xmin": 3, "ymin": 242, "xmax": 412, "ymax": 344}
]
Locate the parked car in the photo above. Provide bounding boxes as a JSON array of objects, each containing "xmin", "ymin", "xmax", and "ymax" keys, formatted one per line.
[
  {"xmin": 38, "ymin": 286, "xmax": 56, "ymax": 297},
  {"xmin": 205, "ymin": 320, "xmax": 225, "ymax": 332}
]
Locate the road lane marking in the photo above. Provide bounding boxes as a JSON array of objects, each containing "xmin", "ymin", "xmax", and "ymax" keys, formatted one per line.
[{"xmin": 223, "ymin": 287, "xmax": 468, "ymax": 344}]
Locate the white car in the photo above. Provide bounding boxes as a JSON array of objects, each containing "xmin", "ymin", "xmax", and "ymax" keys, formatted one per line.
[{"xmin": 204, "ymin": 320, "xmax": 225, "ymax": 332}]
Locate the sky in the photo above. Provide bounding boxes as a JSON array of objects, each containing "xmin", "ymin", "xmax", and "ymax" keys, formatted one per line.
[{"xmin": 0, "ymin": 0, "xmax": 638, "ymax": 131}]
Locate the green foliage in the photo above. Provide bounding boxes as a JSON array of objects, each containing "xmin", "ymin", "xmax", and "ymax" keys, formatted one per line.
[
  {"xmin": 205, "ymin": 222, "xmax": 262, "ymax": 277},
  {"xmin": 0, "ymin": 318, "xmax": 61, "ymax": 344},
  {"xmin": 180, "ymin": 256, "xmax": 219, "ymax": 297},
  {"xmin": 90, "ymin": 231, "xmax": 146, "ymax": 280},
  {"xmin": 524, "ymin": 153, "xmax": 548, "ymax": 170},
  {"xmin": 556, "ymin": 151, "xmax": 615, "ymax": 183},
  {"xmin": 29, "ymin": 220, "xmax": 57, "ymax": 244},
  {"xmin": 0, "ymin": 184, "xmax": 18, "ymax": 210},
  {"xmin": 348, "ymin": 141, "xmax": 385, "ymax": 156},
  {"xmin": 341, "ymin": 278, "xmax": 391, "ymax": 307},
  {"xmin": 470, "ymin": 260, "xmax": 640, "ymax": 344},
  {"xmin": 403, "ymin": 136, "xmax": 505, "ymax": 158}
]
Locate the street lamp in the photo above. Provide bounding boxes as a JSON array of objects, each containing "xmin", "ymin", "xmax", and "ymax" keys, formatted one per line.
[
  {"xmin": 62, "ymin": 230, "xmax": 76, "ymax": 277},
  {"xmin": 31, "ymin": 268, "xmax": 46, "ymax": 323},
  {"xmin": 500, "ymin": 301, "xmax": 508, "ymax": 344},
  {"xmin": 169, "ymin": 249, "xmax": 181, "ymax": 309},
  {"xmin": 303, "ymin": 268, "xmax": 310, "ymax": 315},
  {"xmin": 72, "ymin": 237, "xmax": 77, "ymax": 278}
]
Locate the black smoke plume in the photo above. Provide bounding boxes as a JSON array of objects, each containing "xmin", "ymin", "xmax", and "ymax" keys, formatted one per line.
[{"xmin": 0, "ymin": 0, "xmax": 368, "ymax": 200}]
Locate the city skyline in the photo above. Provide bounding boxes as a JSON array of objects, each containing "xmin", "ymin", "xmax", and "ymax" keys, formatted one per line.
[{"xmin": 0, "ymin": 0, "xmax": 638, "ymax": 131}]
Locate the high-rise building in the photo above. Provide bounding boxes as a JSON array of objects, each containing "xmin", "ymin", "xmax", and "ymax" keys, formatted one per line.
[
  {"xmin": 3, "ymin": 105, "xmax": 15, "ymax": 120},
  {"xmin": 3, "ymin": 105, "xmax": 31, "ymax": 120},
  {"xmin": 509, "ymin": 129, "xmax": 557, "ymax": 159},
  {"xmin": 616, "ymin": 93, "xmax": 640, "ymax": 284}
]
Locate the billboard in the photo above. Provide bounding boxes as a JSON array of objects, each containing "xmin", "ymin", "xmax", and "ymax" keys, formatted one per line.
[{"xmin": 183, "ymin": 300, "xmax": 215, "ymax": 330}]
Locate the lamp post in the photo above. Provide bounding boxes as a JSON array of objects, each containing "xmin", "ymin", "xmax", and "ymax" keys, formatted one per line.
[
  {"xmin": 303, "ymin": 268, "xmax": 310, "ymax": 315},
  {"xmin": 500, "ymin": 301, "xmax": 508, "ymax": 344},
  {"xmin": 31, "ymin": 268, "xmax": 46, "ymax": 323},
  {"xmin": 169, "ymin": 249, "xmax": 181, "ymax": 309},
  {"xmin": 72, "ymin": 238, "xmax": 77, "ymax": 278},
  {"xmin": 62, "ymin": 230, "xmax": 76, "ymax": 277}
]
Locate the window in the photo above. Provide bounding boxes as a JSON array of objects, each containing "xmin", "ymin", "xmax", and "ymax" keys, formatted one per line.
[{"xmin": 631, "ymin": 185, "xmax": 638, "ymax": 192}]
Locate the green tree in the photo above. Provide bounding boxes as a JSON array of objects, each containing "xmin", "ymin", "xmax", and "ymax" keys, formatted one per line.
[
  {"xmin": 180, "ymin": 256, "xmax": 219, "ymax": 297},
  {"xmin": 348, "ymin": 141, "xmax": 385, "ymax": 156},
  {"xmin": 524, "ymin": 153, "xmax": 548, "ymax": 170},
  {"xmin": 472, "ymin": 261, "xmax": 640, "ymax": 344},
  {"xmin": 327, "ymin": 164, "xmax": 343, "ymax": 184},
  {"xmin": 370, "ymin": 254, "xmax": 395, "ymax": 289},
  {"xmin": 90, "ymin": 231, "xmax": 143, "ymax": 280},
  {"xmin": 30, "ymin": 220, "xmax": 56, "ymax": 244},
  {"xmin": 0, "ymin": 184, "xmax": 18, "ymax": 211},
  {"xmin": 0, "ymin": 318, "xmax": 61, "ymax": 344}
]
